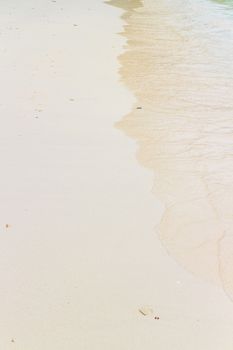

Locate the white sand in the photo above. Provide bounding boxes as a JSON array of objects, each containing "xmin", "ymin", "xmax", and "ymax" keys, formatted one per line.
[{"xmin": 0, "ymin": 1, "xmax": 233, "ymax": 349}]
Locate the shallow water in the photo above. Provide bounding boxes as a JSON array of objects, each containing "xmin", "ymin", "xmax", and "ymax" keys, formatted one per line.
[{"xmin": 110, "ymin": 0, "xmax": 233, "ymax": 299}]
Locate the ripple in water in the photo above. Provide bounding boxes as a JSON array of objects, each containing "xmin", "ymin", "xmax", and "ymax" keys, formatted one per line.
[{"xmin": 108, "ymin": 0, "xmax": 233, "ymax": 300}]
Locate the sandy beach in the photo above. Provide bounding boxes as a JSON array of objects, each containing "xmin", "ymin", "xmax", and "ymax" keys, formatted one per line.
[{"xmin": 0, "ymin": 0, "xmax": 233, "ymax": 349}]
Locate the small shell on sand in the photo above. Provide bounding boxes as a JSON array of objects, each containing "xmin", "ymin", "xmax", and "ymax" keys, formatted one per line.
[{"xmin": 138, "ymin": 306, "xmax": 154, "ymax": 316}]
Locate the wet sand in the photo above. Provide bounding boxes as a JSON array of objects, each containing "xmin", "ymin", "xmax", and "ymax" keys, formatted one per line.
[{"xmin": 0, "ymin": 0, "xmax": 233, "ymax": 349}]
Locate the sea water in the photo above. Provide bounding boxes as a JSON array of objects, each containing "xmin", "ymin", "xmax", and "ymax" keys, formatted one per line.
[{"xmin": 116, "ymin": 0, "xmax": 233, "ymax": 299}]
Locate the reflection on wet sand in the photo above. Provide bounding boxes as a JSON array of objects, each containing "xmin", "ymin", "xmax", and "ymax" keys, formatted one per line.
[{"xmin": 107, "ymin": 0, "xmax": 233, "ymax": 299}]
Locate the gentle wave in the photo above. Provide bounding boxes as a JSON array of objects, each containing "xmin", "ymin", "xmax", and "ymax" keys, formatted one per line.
[{"xmin": 109, "ymin": 0, "xmax": 233, "ymax": 300}]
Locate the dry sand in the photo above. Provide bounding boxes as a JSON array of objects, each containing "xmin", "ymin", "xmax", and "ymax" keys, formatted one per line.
[{"xmin": 0, "ymin": 0, "xmax": 233, "ymax": 349}]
